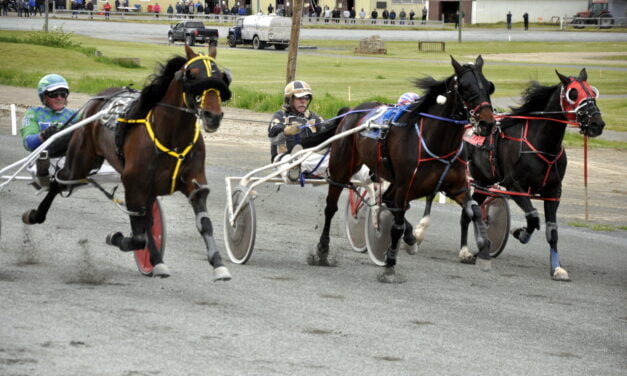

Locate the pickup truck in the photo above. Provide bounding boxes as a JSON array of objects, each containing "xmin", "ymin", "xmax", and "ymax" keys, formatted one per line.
[
  {"xmin": 227, "ymin": 15, "xmax": 291, "ymax": 50},
  {"xmin": 168, "ymin": 21, "xmax": 219, "ymax": 46}
]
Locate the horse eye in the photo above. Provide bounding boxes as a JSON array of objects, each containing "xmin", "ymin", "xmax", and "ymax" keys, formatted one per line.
[
  {"xmin": 488, "ymin": 81, "xmax": 495, "ymax": 95},
  {"xmin": 567, "ymin": 88, "xmax": 578, "ymax": 102}
]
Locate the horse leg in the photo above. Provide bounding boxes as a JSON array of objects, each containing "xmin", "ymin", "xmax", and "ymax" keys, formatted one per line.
[
  {"xmin": 311, "ymin": 183, "xmax": 343, "ymax": 266},
  {"xmin": 458, "ymin": 192, "xmax": 487, "ymax": 264},
  {"xmin": 22, "ymin": 180, "xmax": 63, "ymax": 225},
  {"xmin": 454, "ymin": 193, "xmax": 491, "ymax": 271},
  {"xmin": 412, "ymin": 194, "xmax": 435, "ymax": 246},
  {"xmin": 377, "ymin": 204, "xmax": 407, "ymax": 283},
  {"xmin": 544, "ymin": 199, "xmax": 569, "ymax": 281},
  {"xmin": 401, "ymin": 217, "xmax": 418, "ymax": 255},
  {"xmin": 510, "ymin": 196, "xmax": 540, "ymax": 244},
  {"xmin": 187, "ymin": 182, "xmax": 231, "ymax": 281}
]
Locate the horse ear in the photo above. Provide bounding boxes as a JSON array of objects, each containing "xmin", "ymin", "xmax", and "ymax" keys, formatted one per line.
[
  {"xmin": 185, "ymin": 44, "xmax": 197, "ymax": 59},
  {"xmin": 450, "ymin": 55, "xmax": 462, "ymax": 75},
  {"xmin": 475, "ymin": 55, "xmax": 484, "ymax": 71},
  {"xmin": 209, "ymin": 44, "xmax": 217, "ymax": 59},
  {"xmin": 556, "ymin": 70, "xmax": 570, "ymax": 86},
  {"xmin": 578, "ymin": 68, "xmax": 588, "ymax": 81}
]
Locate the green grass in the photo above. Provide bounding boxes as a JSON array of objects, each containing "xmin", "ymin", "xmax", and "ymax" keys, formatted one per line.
[
  {"xmin": 568, "ymin": 222, "xmax": 625, "ymax": 231},
  {"xmin": 0, "ymin": 30, "xmax": 625, "ymax": 137}
]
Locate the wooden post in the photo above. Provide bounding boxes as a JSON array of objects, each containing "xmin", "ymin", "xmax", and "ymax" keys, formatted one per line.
[{"xmin": 286, "ymin": 0, "xmax": 303, "ymax": 83}]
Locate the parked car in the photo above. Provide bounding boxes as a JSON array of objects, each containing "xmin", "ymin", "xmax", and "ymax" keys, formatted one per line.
[
  {"xmin": 168, "ymin": 21, "xmax": 219, "ymax": 46},
  {"xmin": 227, "ymin": 15, "xmax": 291, "ymax": 50}
]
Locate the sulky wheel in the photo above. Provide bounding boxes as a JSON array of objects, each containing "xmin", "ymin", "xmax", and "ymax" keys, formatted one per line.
[
  {"xmin": 365, "ymin": 204, "xmax": 394, "ymax": 266},
  {"xmin": 481, "ymin": 196, "xmax": 510, "ymax": 258},
  {"xmin": 344, "ymin": 187, "xmax": 368, "ymax": 253},
  {"xmin": 134, "ymin": 198, "xmax": 167, "ymax": 276},
  {"xmin": 224, "ymin": 187, "xmax": 256, "ymax": 264}
]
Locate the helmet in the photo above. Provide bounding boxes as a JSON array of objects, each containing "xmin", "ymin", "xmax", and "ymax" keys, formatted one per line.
[
  {"xmin": 284, "ymin": 80, "xmax": 313, "ymax": 104},
  {"xmin": 397, "ymin": 92, "xmax": 420, "ymax": 106},
  {"xmin": 37, "ymin": 74, "xmax": 70, "ymax": 103}
]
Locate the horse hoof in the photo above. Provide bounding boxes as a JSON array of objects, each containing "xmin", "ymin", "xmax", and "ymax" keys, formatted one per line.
[
  {"xmin": 21, "ymin": 210, "xmax": 36, "ymax": 225},
  {"xmin": 476, "ymin": 257, "xmax": 492, "ymax": 272},
  {"xmin": 152, "ymin": 263, "xmax": 171, "ymax": 278},
  {"xmin": 512, "ymin": 228, "xmax": 530, "ymax": 244},
  {"xmin": 402, "ymin": 241, "xmax": 418, "ymax": 255},
  {"xmin": 458, "ymin": 246, "xmax": 476, "ymax": 264},
  {"xmin": 105, "ymin": 232, "xmax": 123, "ymax": 247},
  {"xmin": 376, "ymin": 267, "xmax": 406, "ymax": 284},
  {"xmin": 306, "ymin": 246, "xmax": 337, "ymax": 267},
  {"xmin": 551, "ymin": 267, "xmax": 571, "ymax": 282},
  {"xmin": 213, "ymin": 266, "xmax": 232, "ymax": 282}
]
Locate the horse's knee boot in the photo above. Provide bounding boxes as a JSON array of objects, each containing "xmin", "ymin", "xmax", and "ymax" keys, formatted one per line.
[
  {"xmin": 546, "ymin": 221, "xmax": 558, "ymax": 248},
  {"xmin": 196, "ymin": 211, "xmax": 220, "ymax": 263}
]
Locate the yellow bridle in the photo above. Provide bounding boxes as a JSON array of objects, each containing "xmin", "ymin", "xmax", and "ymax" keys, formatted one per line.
[{"xmin": 117, "ymin": 109, "xmax": 200, "ymax": 194}]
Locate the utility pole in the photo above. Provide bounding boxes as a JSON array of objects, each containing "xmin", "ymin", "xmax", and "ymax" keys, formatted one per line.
[
  {"xmin": 285, "ymin": 0, "xmax": 303, "ymax": 83},
  {"xmin": 457, "ymin": 0, "xmax": 462, "ymax": 43},
  {"xmin": 44, "ymin": 0, "xmax": 49, "ymax": 32}
]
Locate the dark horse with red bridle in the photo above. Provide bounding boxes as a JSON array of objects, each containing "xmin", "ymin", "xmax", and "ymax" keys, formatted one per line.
[
  {"xmin": 460, "ymin": 68, "xmax": 605, "ymax": 281},
  {"xmin": 22, "ymin": 45, "xmax": 234, "ymax": 281},
  {"xmin": 313, "ymin": 56, "xmax": 497, "ymax": 282}
]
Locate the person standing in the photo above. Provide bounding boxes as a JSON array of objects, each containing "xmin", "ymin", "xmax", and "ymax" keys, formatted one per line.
[
  {"xmin": 267, "ymin": 2, "xmax": 273, "ymax": 14},
  {"xmin": 370, "ymin": 8, "xmax": 377, "ymax": 24},
  {"xmin": 103, "ymin": 1, "xmax": 111, "ymax": 19},
  {"xmin": 506, "ymin": 11, "xmax": 512, "ymax": 30},
  {"xmin": 421, "ymin": 6, "xmax": 426, "ymax": 24},
  {"xmin": 523, "ymin": 12, "xmax": 529, "ymax": 31},
  {"xmin": 409, "ymin": 9, "xmax": 415, "ymax": 22}
]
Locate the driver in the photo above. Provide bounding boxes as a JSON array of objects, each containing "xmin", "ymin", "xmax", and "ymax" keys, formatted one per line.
[
  {"xmin": 268, "ymin": 80, "xmax": 328, "ymax": 181},
  {"xmin": 20, "ymin": 74, "xmax": 77, "ymax": 186}
]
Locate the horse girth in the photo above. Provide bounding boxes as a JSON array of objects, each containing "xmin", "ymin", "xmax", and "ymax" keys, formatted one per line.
[{"xmin": 117, "ymin": 109, "xmax": 201, "ymax": 194}]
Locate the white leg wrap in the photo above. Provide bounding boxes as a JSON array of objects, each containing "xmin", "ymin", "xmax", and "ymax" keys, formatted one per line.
[{"xmin": 413, "ymin": 216, "xmax": 430, "ymax": 244}]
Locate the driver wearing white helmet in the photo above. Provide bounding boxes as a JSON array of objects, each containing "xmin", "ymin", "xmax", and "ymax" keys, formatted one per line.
[
  {"xmin": 21, "ymin": 74, "xmax": 77, "ymax": 152},
  {"xmin": 20, "ymin": 74, "xmax": 77, "ymax": 187}
]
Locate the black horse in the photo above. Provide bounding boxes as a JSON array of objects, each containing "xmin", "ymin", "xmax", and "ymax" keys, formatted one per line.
[
  {"xmin": 460, "ymin": 68, "xmax": 605, "ymax": 281},
  {"xmin": 22, "ymin": 45, "xmax": 234, "ymax": 281},
  {"xmin": 314, "ymin": 56, "xmax": 497, "ymax": 282}
]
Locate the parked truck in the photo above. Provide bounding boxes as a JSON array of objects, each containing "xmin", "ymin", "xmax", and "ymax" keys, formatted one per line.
[
  {"xmin": 227, "ymin": 15, "xmax": 291, "ymax": 50},
  {"xmin": 168, "ymin": 21, "xmax": 219, "ymax": 46},
  {"xmin": 572, "ymin": 0, "xmax": 615, "ymax": 29}
]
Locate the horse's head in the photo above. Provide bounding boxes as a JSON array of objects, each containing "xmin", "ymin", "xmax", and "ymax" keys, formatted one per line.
[
  {"xmin": 557, "ymin": 68, "xmax": 604, "ymax": 138},
  {"xmin": 451, "ymin": 55, "xmax": 496, "ymax": 136},
  {"xmin": 177, "ymin": 44, "xmax": 232, "ymax": 132}
]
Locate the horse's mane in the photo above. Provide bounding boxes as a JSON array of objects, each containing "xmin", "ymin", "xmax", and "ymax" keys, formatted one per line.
[
  {"xmin": 510, "ymin": 81, "xmax": 560, "ymax": 115},
  {"xmin": 410, "ymin": 76, "xmax": 450, "ymax": 113},
  {"xmin": 135, "ymin": 55, "xmax": 188, "ymax": 114}
]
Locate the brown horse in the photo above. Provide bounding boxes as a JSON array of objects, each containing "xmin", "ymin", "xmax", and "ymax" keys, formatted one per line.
[
  {"xmin": 313, "ymin": 56, "xmax": 497, "ymax": 283},
  {"xmin": 22, "ymin": 45, "xmax": 233, "ymax": 281}
]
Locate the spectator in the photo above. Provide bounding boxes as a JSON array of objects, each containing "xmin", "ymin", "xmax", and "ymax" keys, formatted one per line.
[
  {"xmin": 2, "ymin": 0, "xmax": 8, "ymax": 16},
  {"xmin": 154, "ymin": 3, "xmax": 160, "ymax": 17},
  {"xmin": 238, "ymin": 5, "xmax": 245, "ymax": 15},
  {"xmin": 359, "ymin": 7, "xmax": 365, "ymax": 19},
  {"xmin": 315, "ymin": 4, "xmax": 321, "ymax": 17},
  {"xmin": 409, "ymin": 9, "xmax": 415, "ymax": 22},
  {"xmin": 86, "ymin": 0, "xmax": 94, "ymax": 18},
  {"xmin": 523, "ymin": 12, "xmax": 529, "ymax": 31},
  {"xmin": 213, "ymin": 4, "xmax": 220, "ymax": 14},
  {"xmin": 114, "ymin": 0, "xmax": 119, "ymax": 11},
  {"xmin": 455, "ymin": 9, "xmax": 464, "ymax": 29},
  {"xmin": 421, "ymin": 6, "xmax": 426, "ymax": 24},
  {"xmin": 370, "ymin": 8, "xmax": 377, "ymax": 24},
  {"xmin": 167, "ymin": 4, "xmax": 173, "ymax": 17},
  {"xmin": 267, "ymin": 2, "xmax": 272, "ymax": 14},
  {"xmin": 506, "ymin": 11, "xmax": 512, "ymax": 30},
  {"xmin": 382, "ymin": 8, "xmax": 388, "ymax": 20},
  {"xmin": 28, "ymin": 0, "xmax": 35, "ymax": 16},
  {"xmin": 399, "ymin": 8, "xmax": 406, "ymax": 24},
  {"xmin": 103, "ymin": 0, "xmax": 111, "ymax": 18},
  {"xmin": 349, "ymin": 6, "xmax": 355, "ymax": 19},
  {"xmin": 389, "ymin": 9, "xmax": 396, "ymax": 23}
]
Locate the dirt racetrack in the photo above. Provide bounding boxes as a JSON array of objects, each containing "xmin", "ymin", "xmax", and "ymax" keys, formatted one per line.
[{"xmin": 0, "ymin": 85, "xmax": 626, "ymax": 376}]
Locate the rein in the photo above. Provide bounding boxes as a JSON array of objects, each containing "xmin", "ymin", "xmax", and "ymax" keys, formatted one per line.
[{"xmin": 117, "ymin": 109, "xmax": 201, "ymax": 194}]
